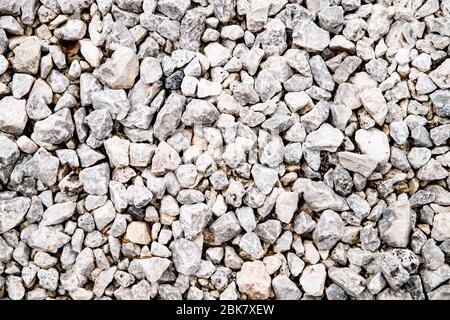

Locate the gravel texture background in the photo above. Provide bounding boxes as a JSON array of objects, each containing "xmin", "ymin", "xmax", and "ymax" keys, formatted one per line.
[{"xmin": 0, "ymin": 0, "xmax": 450, "ymax": 300}]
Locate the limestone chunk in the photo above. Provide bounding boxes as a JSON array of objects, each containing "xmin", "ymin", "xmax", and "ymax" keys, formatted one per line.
[
  {"xmin": 313, "ymin": 210, "xmax": 344, "ymax": 250},
  {"xmin": 92, "ymin": 89, "xmax": 130, "ymax": 121},
  {"xmin": 359, "ymin": 88, "xmax": 387, "ymax": 126},
  {"xmin": 211, "ymin": 0, "xmax": 235, "ymax": 23},
  {"xmin": 126, "ymin": 222, "xmax": 151, "ymax": 245},
  {"xmin": 432, "ymin": 212, "xmax": 450, "ymax": 241},
  {"xmin": 172, "ymin": 238, "xmax": 201, "ymax": 275},
  {"xmin": 79, "ymin": 39, "xmax": 103, "ymax": 68},
  {"xmin": 236, "ymin": 261, "xmax": 271, "ymax": 299},
  {"xmin": 272, "ymin": 274, "xmax": 302, "ymax": 300},
  {"xmin": 246, "ymin": 0, "xmax": 270, "ymax": 32},
  {"xmin": 0, "ymin": 135, "xmax": 20, "ymax": 184},
  {"xmin": 94, "ymin": 46, "xmax": 139, "ymax": 89},
  {"xmin": 23, "ymin": 148, "xmax": 59, "ymax": 186},
  {"xmin": 204, "ymin": 43, "xmax": 231, "ymax": 67},
  {"xmin": 79, "ymin": 163, "xmax": 110, "ymax": 196},
  {"xmin": 140, "ymin": 258, "xmax": 171, "ymax": 282},
  {"xmin": 54, "ymin": 19, "xmax": 87, "ymax": 40},
  {"xmin": 379, "ymin": 195, "xmax": 412, "ymax": 248},
  {"xmin": 251, "ymin": 164, "xmax": 279, "ymax": 195},
  {"xmin": 338, "ymin": 152, "xmax": 378, "ymax": 177},
  {"xmin": 328, "ymin": 267, "xmax": 366, "ymax": 297},
  {"xmin": 140, "ymin": 57, "xmax": 163, "ymax": 84},
  {"xmin": 0, "ymin": 97, "xmax": 28, "ymax": 135},
  {"xmin": 209, "ymin": 212, "xmax": 242, "ymax": 245},
  {"xmin": 31, "ymin": 108, "xmax": 74, "ymax": 147},
  {"xmin": 151, "ymin": 141, "xmax": 181, "ymax": 176},
  {"xmin": 300, "ymin": 264, "xmax": 327, "ymax": 297},
  {"xmin": 293, "ymin": 20, "xmax": 330, "ymax": 52},
  {"xmin": 41, "ymin": 202, "xmax": 76, "ymax": 227},
  {"xmin": 181, "ymin": 99, "xmax": 220, "ymax": 126},
  {"xmin": 93, "ymin": 200, "xmax": 116, "ymax": 231},
  {"xmin": 429, "ymin": 59, "xmax": 450, "ymax": 89},
  {"xmin": 304, "ymin": 123, "xmax": 344, "ymax": 152},
  {"xmin": 297, "ymin": 180, "xmax": 349, "ymax": 212},
  {"xmin": 180, "ymin": 203, "xmax": 212, "ymax": 240},
  {"xmin": 275, "ymin": 191, "xmax": 298, "ymax": 224},
  {"xmin": 27, "ymin": 227, "xmax": 71, "ymax": 253},
  {"xmin": 104, "ymin": 136, "xmax": 130, "ymax": 168},
  {"xmin": 355, "ymin": 128, "xmax": 390, "ymax": 166},
  {"xmin": 157, "ymin": 0, "xmax": 190, "ymax": 21},
  {"xmin": 0, "ymin": 197, "xmax": 31, "ymax": 233},
  {"xmin": 417, "ymin": 159, "xmax": 449, "ymax": 181}
]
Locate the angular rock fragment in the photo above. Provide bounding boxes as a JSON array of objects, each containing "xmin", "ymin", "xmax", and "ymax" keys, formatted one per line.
[
  {"xmin": 338, "ymin": 152, "xmax": 378, "ymax": 177},
  {"xmin": 209, "ymin": 212, "xmax": 242, "ymax": 245},
  {"xmin": 429, "ymin": 59, "xmax": 450, "ymax": 89},
  {"xmin": 0, "ymin": 97, "xmax": 27, "ymax": 135},
  {"xmin": 23, "ymin": 148, "xmax": 59, "ymax": 186},
  {"xmin": 355, "ymin": 128, "xmax": 390, "ymax": 166},
  {"xmin": 251, "ymin": 164, "xmax": 279, "ymax": 195},
  {"xmin": 181, "ymin": 99, "xmax": 220, "ymax": 126},
  {"xmin": 0, "ymin": 197, "xmax": 31, "ymax": 233},
  {"xmin": 12, "ymin": 38, "xmax": 41, "ymax": 75},
  {"xmin": 27, "ymin": 227, "xmax": 71, "ymax": 253},
  {"xmin": 296, "ymin": 180, "xmax": 349, "ymax": 212},
  {"xmin": 41, "ymin": 202, "xmax": 76, "ymax": 227},
  {"xmin": 328, "ymin": 267, "xmax": 366, "ymax": 297},
  {"xmin": 300, "ymin": 264, "xmax": 327, "ymax": 297},
  {"xmin": 417, "ymin": 159, "xmax": 449, "ymax": 181},
  {"xmin": 54, "ymin": 19, "xmax": 87, "ymax": 40},
  {"xmin": 126, "ymin": 222, "xmax": 151, "ymax": 245},
  {"xmin": 180, "ymin": 203, "xmax": 212, "ymax": 240},
  {"xmin": 304, "ymin": 123, "xmax": 344, "ymax": 152},
  {"xmin": 92, "ymin": 89, "xmax": 130, "ymax": 121},
  {"xmin": 1, "ymin": 0, "xmax": 449, "ymax": 301},
  {"xmin": 236, "ymin": 261, "xmax": 271, "ymax": 300},
  {"xmin": 172, "ymin": 238, "xmax": 201, "ymax": 275},
  {"xmin": 79, "ymin": 163, "xmax": 110, "ymax": 196},
  {"xmin": 293, "ymin": 21, "xmax": 330, "ymax": 52},
  {"xmin": 140, "ymin": 258, "xmax": 171, "ymax": 282},
  {"xmin": 151, "ymin": 142, "xmax": 181, "ymax": 176},
  {"xmin": 379, "ymin": 195, "xmax": 412, "ymax": 248},
  {"xmin": 158, "ymin": 0, "xmax": 190, "ymax": 21},
  {"xmin": 0, "ymin": 135, "xmax": 20, "ymax": 184},
  {"xmin": 432, "ymin": 212, "xmax": 450, "ymax": 242},
  {"xmin": 94, "ymin": 46, "xmax": 139, "ymax": 89},
  {"xmin": 359, "ymin": 88, "xmax": 387, "ymax": 126},
  {"xmin": 31, "ymin": 109, "xmax": 74, "ymax": 147},
  {"xmin": 275, "ymin": 191, "xmax": 298, "ymax": 224},
  {"xmin": 313, "ymin": 210, "xmax": 344, "ymax": 250}
]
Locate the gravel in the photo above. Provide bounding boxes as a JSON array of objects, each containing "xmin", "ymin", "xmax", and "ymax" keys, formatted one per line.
[{"xmin": 0, "ymin": 0, "xmax": 449, "ymax": 301}]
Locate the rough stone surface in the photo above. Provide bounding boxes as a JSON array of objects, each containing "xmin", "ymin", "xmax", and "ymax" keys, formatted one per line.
[
  {"xmin": 236, "ymin": 261, "xmax": 271, "ymax": 300},
  {"xmin": 93, "ymin": 46, "xmax": 139, "ymax": 89},
  {"xmin": 0, "ymin": 0, "xmax": 448, "ymax": 301},
  {"xmin": 379, "ymin": 195, "xmax": 412, "ymax": 248}
]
